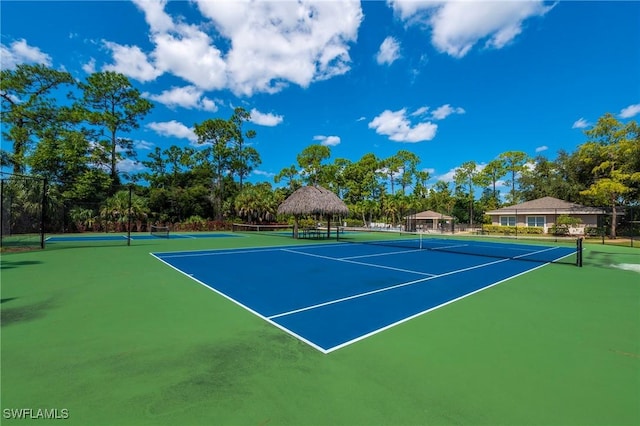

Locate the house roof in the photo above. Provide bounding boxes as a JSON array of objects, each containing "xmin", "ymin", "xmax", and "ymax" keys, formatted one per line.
[
  {"xmin": 486, "ymin": 196, "xmax": 605, "ymax": 215},
  {"xmin": 411, "ymin": 210, "xmax": 453, "ymax": 220}
]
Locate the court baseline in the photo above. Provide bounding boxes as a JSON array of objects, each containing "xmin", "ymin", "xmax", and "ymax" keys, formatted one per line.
[{"xmin": 152, "ymin": 241, "xmax": 573, "ymax": 353}]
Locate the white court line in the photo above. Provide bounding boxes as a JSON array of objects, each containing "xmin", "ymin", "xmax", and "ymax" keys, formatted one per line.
[
  {"xmin": 428, "ymin": 243, "xmax": 469, "ymax": 251},
  {"xmin": 156, "ymin": 241, "xmax": 348, "ymax": 258},
  {"xmin": 324, "ymin": 259, "xmax": 555, "ymax": 353},
  {"xmin": 340, "ymin": 248, "xmax": 423, "ymax": 260},
  {"xmin": 159, "ymin": 243, "xmax": 344, "ymax": 259},
  {"xmin": 270, "ymin": 245, "xmax": 563, "ymax": 321},
  {"xmin": 149, "ymin": 252, "xmax": 330, "ymax": 354},
  {"xmin": 152, "ymin": 244, "xmax": 568, "ymax": 354},
  {"xmin": 422, "ymin": 240, "xmax": 560, "ymax": 253},
  {"xmin": 268, "ymin": 255, "xmax": 513, "ymax": 320},
  {"xmin": 280, "ymin": 248, "xmax": 436, "ymax": 277},
  {"xmin": 173, "ymin": 234, "xmax": 197, "ymax": 239}
]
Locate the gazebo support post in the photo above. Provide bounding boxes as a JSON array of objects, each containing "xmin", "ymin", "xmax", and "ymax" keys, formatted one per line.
[{"xmin": 277, "ymin": 186, "xmax": 349, "ymax": 240}]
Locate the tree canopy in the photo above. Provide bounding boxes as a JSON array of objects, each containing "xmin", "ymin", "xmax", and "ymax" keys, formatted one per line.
[{"xmin": 1, "ymin": 65, "xmax": 637, "ymax": 236}]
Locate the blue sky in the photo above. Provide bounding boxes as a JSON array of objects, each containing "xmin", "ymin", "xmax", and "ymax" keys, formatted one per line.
[{"xmin": 1, "ymin": 0, "xmax": 639, "ymax": 188}]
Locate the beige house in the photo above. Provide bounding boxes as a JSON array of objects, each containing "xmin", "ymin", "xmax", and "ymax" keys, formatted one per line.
[
  {"xmin": 485, "ymin": 197, "xmax": 604, "ymax": 235},
  {"xmin": 407, "ymin": 210, "xmax": 453, "ymax": 232}
]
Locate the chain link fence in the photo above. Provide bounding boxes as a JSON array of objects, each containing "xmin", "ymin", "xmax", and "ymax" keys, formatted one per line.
[{"xmin": 0, "ymin": 173, "xmax": 46, "ymax": 250}]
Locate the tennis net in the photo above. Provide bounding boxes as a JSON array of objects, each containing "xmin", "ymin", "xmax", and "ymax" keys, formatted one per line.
[
  {"xmin": 150, "ymin": 225, "xmax": 170, "ymax": 238},
  {"xmin": 232, "ymin": 223, "xmax": 294, "ymax": 237},
  {"xmin": 337, "ymin": 228, "xmax": 582, "ymax": 266}
]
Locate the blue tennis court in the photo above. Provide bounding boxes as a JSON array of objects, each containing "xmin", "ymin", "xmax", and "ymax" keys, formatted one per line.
[
  {"xmin": 152, "ymin": 238, "xmax": 577, "ymax": 353},
  {"xmin": 47, "ymin": 233, "xmax": 239, "ymax": 242}
]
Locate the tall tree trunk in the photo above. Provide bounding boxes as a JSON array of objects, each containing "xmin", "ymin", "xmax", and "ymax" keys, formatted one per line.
[{"xmin": 610, "ymin": 197, "xmax": 617, "ymax": 239}]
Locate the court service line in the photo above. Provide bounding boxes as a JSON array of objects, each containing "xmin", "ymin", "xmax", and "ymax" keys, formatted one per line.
[
  {"xmin": 280, "ymin": 248, "xmax": 437, "ymax": 277},
  {"xmin": 269, "ymin": 256, "xmax": 514, "ymax": 319},
  {"xmin": 269, "ymin": 245, "xmax": 562, "ymax": 320},
  {"xmin": 340, "ymin": 248, "xmax": 423, "ymax": 260},
  {"xmin": 154, "ymin": 241, "xmax": 348, "ymax": 258},
  {"xmin": 427, "ymin": 243, "xmax": 469, "ymax": 251},
  {"xmin": 268, "ymin": 275, "xmax": 436, "ymax": 319},
  {"xmin": 324, "ymin": 258, "xmax": 556, "ymax": 353}
]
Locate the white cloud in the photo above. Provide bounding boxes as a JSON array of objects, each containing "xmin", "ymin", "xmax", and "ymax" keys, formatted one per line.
[
  {"xmin": 377, "ymin": 167, "xmax": 404, "ymax": 181},
  {"xmin": 389, "ymin": 1, "xmax": 552, "ymax": 58},
  {"xmin": 127, "ymin": 0, "xmax": 226, "ymax": 89},
  {"xmin": 147, "ymin": 120, "xmax": 197, "ymax": 144},
  {"xmin": 369, "ymin": 108, "xmax": 438, "ymax": 143},
  {"xmin": 376, "ymin": 36, "xmax": 401, "ymax": 65},
  {"xmin": 148, "ymin": 0, "xmax": 362, "ymax": 95},
  {"xmin": 151, "ymin": 25, "xmax": 228, "ymax": 91},
  {"xmin": 144, "ymin": 85, "xmax": 218, "ymax": 111},
  {"xmin": 411, "ymin": 106, "xmax": 429, "ymax": 116},
  {"xmin": 203, "ymin": 0, "xmax": 363, "ymax": 95},
  {"xmin": 82, "ymin": 58, "xmax": 96, "ymax": 74},
  {"xmin": 313, "ymin": 135, "xmax": 341, "ymax": 146},
  {"xmin": 103, "ymin": 41, "xmax": 161, "ymax": 82},
  {"xmin": 250, "ymin": 109, "xmax": 284, "ymax": 127},
  {"xmin": 619, "ymin": 103, "xmax": 640, "ymax": 119},
  {"xmin": 201, "ymin": 98, "xmax": 217, "ymax": 111},
  {"xmin": 253, "ymin": 170, "xmax": 276, "ymax": 177},
  {"xmin": 572, "ymin": 118, "xmax": 590, "ymax": 129},
  {"xmin": 111, "ymin": 1, "xmax": 364, "ymax": 95},
  {"xmin": 117, "ymin": 158, "xmax": 145, "ymax": 173},
  {"xmin": 535, "ymin": 145, "xmax": 548, "ymax": 153},
  {"xmin": 436, "ymin": 163, "xmax": 485, "ymax": 183},
  {"xmin": 437, "ymin": 168, "xmax": 457, "ymax": 183},
  {"xmin": 135, "ymin": 140, "xmax": 155, "ymax": 150},
  {"xmin": 356, "ymin": 116, "xmax": 366, "ymax": 122},
  {"xmin": 431, "ymin": 104, "xmax": 465, "ymax": 120},
  {"xmin": 0, "ymin": 39, "xmax": 52, "ymax": 69},
  {"xmin": 132, "ymin": 0, "xmax": 174, "ymax": 33}
]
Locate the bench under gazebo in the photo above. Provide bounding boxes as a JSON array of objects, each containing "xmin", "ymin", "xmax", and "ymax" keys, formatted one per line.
[{"xmin": 277, "ymin": 185, "xmax": 349, "ymax": 239}]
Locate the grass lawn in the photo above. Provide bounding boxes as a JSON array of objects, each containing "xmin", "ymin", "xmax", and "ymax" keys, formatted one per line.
[{"xmin": 1, "ymin": 234, "xmax": 639, "ymax": 425}]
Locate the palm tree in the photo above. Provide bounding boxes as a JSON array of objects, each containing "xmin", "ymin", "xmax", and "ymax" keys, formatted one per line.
[
  {"xmin": 235, "ymin": 183, "xmax": 279, "ymax": 223},
  {"xmin": 69, "ymin": 207, "xmax": 96, "ymax": 232}
]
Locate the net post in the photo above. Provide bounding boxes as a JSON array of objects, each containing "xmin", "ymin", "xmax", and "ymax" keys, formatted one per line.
[{"xmin": 577, "ymin": 237, "xmax": 583, "ymax": 267}]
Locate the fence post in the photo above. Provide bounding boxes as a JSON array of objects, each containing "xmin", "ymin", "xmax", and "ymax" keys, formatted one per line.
[
  {"xmin": 0, "ymin": 179, "xmax": 4, "ymax": 249},
  {"xmin": 127, "ymin": 185, "xmax": 132, "ymax": 246},
  {"xmin": 40, "ymin": 178, "xmax": 47, "ymax": 249}
]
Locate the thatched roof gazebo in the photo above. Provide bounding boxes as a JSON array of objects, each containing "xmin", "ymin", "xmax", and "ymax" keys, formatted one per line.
[{"xmin": 277, "ymin": 185, "xmax": 349, "ymax": 239}]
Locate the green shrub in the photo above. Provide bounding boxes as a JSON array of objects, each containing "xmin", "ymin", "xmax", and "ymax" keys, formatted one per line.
[
  {"xmin": 344, "ymin": 218, "xmax": 364, "ymax": 227},
  {"xmin": 481, "ymin": 225, "xmax": 543, "ymax": 235},
  {"xmin": 584, "ymin": 226, "xmax": 602, "ymax": 237},
  {"xmin": 549, "ymin": 225, "xmax": 569, "ymax": 235}
]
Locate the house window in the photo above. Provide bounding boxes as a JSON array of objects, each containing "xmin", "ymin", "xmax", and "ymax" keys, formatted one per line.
[
  {"xmin": 500, "ymin": 216, "xmax": 516, "ymax": 226},
  {"xmin": 527, "ymin": 216, "xmax": 545, "ymax": 227}
]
